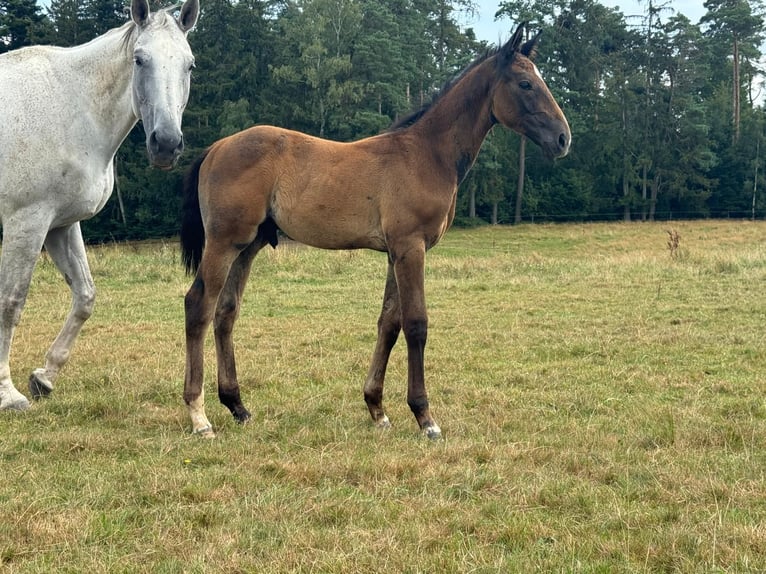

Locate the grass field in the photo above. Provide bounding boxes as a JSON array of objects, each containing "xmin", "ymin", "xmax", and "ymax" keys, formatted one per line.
[{"xmin": 1, "ymin": 221, "xmax": 764, "ymax": 572}]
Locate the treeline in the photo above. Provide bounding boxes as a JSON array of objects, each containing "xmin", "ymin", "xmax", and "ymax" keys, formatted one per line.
[{"xmin": 1, "ymin": 0, "xmax": 765, "ymax": 240}]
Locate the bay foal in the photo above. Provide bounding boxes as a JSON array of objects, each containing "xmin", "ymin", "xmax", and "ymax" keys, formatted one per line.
[{"xmin": 181, "ymin": 24, "xmax": 570, "ymax": 438}]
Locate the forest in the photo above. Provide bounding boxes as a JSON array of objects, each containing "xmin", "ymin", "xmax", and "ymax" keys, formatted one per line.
[{"xmin": 1, "ymin": 0, "xmax": 765, "ymax": 240}]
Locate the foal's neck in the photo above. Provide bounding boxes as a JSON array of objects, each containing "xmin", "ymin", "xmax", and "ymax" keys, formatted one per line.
[{"xmin": 412, "ymin": 59, "xmax": 497, "ymax": 185}]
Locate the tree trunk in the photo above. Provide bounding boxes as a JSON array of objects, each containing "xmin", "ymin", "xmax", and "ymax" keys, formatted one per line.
[
  {"xmin": 319, "ymin": 97, "xmax": 325, "ymax": 138},
  {"xmin": 649, "ymin": 173, "xmax": 660, "ymax": 221},
  {"xmin": 641, "ymin": 163, "xmax": 648, "ymax": 221},
  {"xmin": 753, "ymin": 140, "xmax": 759, "ymax": 220},
  {"xmin": 468, "ymin": 184, "xmax": 476, "ymax": 219},
  {"xmin": 514, "ymin": 136, "xmax": 526, "ymax": 224},
  {"xmin": 114, "ymin": 162, "xmax": 126, "ymax": 226},
  {"xmin": 623, "ymin": 177, "xmax": 631, "ymax": 222},
  {"xmin": 733, "ymin": 33, "xmax": 740, "ymax": 142},
  {"xmin": 621, "ymin": 101, "xmax": 630, "ymax": 222}
]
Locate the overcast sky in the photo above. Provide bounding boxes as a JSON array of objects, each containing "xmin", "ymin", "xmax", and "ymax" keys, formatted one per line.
[{"xmin": 467, "ymin": 1, "xmax": 707, "ymax": 43}]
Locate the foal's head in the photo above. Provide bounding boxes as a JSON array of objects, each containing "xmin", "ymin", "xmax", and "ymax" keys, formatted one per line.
[
  {"xmin": 491, "ymin": 24, "xmax": 571, "ymax": 160},
  {"xmin": 129, "ymin": 0, "xmax": 199, "ymax": 169}
]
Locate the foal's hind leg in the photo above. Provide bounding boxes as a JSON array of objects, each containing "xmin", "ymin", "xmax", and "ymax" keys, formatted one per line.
[
  {"xmin": 184, "ymin": 241, "xmax": 244, "ymax": 437},
  {"xmin": 363, "ymin": 261, "xmax": 400, "ymax": 429},
  {"xmin": 213, "ymin": 241, "xmax": 263, "ymax": 424},
  {"xmin": 184, "ymin": 250, "xmax": 236, "ymax": 438},
  {"xmin": 29, "ymin": 224, "xmax": 95, "ymax": 399}
]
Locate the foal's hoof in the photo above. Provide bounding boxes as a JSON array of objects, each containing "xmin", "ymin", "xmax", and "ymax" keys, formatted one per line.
[
  {"xmin": 374, "ymin": 415, "xmax": 392, "ymax": 430},
  {"xmin": 422, "ymin": 424, "xmax": 443, "ymax": 441},
  {"xmin": 232, "ymin": 408, "xmax": 251, "ymax": 425},
  {"xmin": 29, "ymin": 370, "xmax": 54, "ymax": 400}
]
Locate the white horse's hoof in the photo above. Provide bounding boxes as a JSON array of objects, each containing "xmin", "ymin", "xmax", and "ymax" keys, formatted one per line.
[
  {"xmin": 0, "ymin": 395, "xmax": 31, "ymax": 412},
  {"xmin": 423, "ymin": 424, "xmax": 442, "ymax": 441},
  {"xmin": 192, "ymin": 425, "xmax": 216, "ymax": 439},
  {"xmin": 29, "ymin": 370, "xmax": 54, "ymax": 400},
  {"xmin": 0, "ymin": 381, "xmax": 31, "ymax": 412}
]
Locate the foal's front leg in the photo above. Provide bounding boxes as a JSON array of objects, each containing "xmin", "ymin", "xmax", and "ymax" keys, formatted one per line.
[{"xmin": 392, "ymin": 244, "xmax": 441, "ymax": 439}]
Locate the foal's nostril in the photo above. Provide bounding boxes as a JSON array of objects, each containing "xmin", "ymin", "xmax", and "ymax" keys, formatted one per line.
[{"xmin": 558, "ymin": 132, "xmax": 568, "ymax": 150}]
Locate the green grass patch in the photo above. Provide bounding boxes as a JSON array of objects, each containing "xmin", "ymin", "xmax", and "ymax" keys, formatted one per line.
[{"xmin": 1, "ymin": 221, "xmax": 765, "ymax": 572}]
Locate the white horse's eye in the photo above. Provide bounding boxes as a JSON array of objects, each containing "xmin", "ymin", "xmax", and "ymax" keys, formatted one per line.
[{"xmin": 134, "ymin": 56, "xmax": 144, "ymax": 67}]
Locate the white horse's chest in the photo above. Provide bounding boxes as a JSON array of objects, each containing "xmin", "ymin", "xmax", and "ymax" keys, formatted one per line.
[
  {"xmin": 1, "ymin": 117, "xmax": 117, "ymax": 226},
  {"xmin": 52, "ymin": 158, "xmax": 115, "ymax": 224}
]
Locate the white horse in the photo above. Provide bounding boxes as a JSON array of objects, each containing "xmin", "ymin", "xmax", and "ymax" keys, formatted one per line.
[{"xmin": 0, "ymin": 0, "xmax": 200, "ymax": 411}]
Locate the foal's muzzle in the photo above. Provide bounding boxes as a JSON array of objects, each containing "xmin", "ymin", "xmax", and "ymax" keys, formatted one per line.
[
  {"xmin": 148, "ymin": 128, "xmax": 184, "ymax": 169},
  {"xmin": 540, "ymin": 122, "xmax": 571, "ymax": 160}
]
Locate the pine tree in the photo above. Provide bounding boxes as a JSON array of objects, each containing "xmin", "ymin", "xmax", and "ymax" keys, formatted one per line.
[{"xmin": 0, "ymin": 0, "xmax": 52, "ymax": 52}]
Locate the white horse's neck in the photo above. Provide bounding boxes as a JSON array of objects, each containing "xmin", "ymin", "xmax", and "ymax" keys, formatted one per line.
[{"xmin": 64, "ymin": 23, "xmax": 140, "ymax": 158}]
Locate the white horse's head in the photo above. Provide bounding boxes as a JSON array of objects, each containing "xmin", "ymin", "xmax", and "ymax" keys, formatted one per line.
[{"xmin": 130, "ymin": 0, "xmax": 199, "ymax": 169}]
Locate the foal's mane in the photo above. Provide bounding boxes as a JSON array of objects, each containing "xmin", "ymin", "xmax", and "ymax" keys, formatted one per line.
[{"xmin": 387, "ymin": 45, "xmax": 500, "ymax": 132}]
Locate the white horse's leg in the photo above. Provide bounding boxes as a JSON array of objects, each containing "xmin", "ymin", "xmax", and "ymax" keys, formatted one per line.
[
  {"xmin": 0, "ymin": 221, "xmax": 49, "ymax": 411},
  {"xmin": 29, "ymin": 223, "xmax": 95, "ymax": 399}
]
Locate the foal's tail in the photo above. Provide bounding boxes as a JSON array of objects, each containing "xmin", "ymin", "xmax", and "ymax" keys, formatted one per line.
[{"xmin": 180, "ymin": 149, "xmax": 210, "ymax": 275}]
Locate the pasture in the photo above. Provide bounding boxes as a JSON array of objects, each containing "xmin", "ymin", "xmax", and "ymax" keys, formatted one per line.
[{"xmin": 1, "ymin": 221, "xmax": 764, "ymax": 572}]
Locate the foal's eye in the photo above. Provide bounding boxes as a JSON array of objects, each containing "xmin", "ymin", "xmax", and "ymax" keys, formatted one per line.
[{"xmin": 519, "ymin": 80, "xmax": 533, "ymax": 90}]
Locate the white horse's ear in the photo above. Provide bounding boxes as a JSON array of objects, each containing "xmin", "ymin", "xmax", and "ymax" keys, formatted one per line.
[
  {"xmin": 178, "ymin": 0, "xmax": 200, "ymax": 33},
  {"xmin": 131, "ymin": 0, "xmax": 150, "ymax": 26}
]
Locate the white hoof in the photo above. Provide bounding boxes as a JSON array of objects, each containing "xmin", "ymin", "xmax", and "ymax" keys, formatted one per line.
[
  {"xmin": 375, "ymin": 415, "xmax": 392, "ymax": 430},
  {"xmin": 0, "ymin": 381, "xmax": 31, "ymax": 412},
  {"xmin": 423, "ymin": 424, "xmax": 442, "ymax": 441},
  {"xmin": 192, "ymin": 424, "xmax": 216, "ymax": 439}
]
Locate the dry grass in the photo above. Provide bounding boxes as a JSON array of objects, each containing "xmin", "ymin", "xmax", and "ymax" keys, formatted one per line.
[{"xmin": 1, "ymin": 221, "xmax": 765, "ymax": 572}]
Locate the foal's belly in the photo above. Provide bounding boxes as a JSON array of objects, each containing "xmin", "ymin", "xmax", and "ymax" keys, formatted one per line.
[
  {"xmin": 273, "ymin": 203, "xmax": 386, "ymax": 251},
  {"xmin": 277, "ymin": 215, "xmax": 387, "ymax": 251}
]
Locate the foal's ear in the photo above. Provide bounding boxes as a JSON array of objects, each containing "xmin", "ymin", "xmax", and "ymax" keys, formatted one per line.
[
  {"xmin": 130, "ymin": 0, "xmax": 150, "ymax": 26},
  {"xmin": 499, "ymin": 22, "xmax": 527, "ymax": 64},
  {"xmin": 177, "ymin": 0, "xmax": 200, "ymax": 33},
  {"xmin": 521, "ymin": 30, "xmax": 542, "ymax": 60}
]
